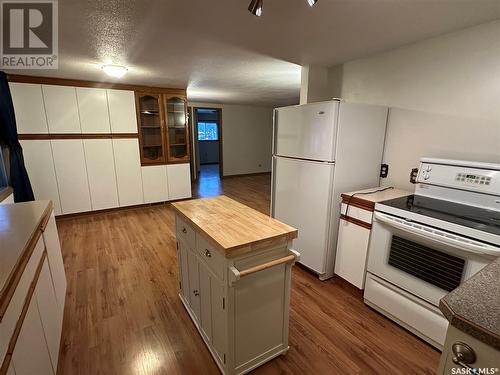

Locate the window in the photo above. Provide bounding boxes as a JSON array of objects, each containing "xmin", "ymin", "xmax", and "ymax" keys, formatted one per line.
[{"xmin": 198, "ymin": 122, "xmax": 218, "ymax": 141}]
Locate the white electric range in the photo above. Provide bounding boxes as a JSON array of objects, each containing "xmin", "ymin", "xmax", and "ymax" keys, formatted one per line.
[{"xmin": 364, "ymin": 158, "xmax": 500, "ymax": 349}]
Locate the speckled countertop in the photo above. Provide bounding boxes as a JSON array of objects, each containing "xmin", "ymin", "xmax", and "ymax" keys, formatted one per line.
[{"xmin": 439, "ymin": 257, "xmax": 500, "ymax": 350}]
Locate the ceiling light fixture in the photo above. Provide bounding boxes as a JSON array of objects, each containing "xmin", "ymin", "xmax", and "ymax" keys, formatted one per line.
[
  {"xmin": 306, "ymin": 0, "xmax": 318, "ymax": 6},
  {"xmin": 101, "ymin": 64, "xmax": 128, "ymax": 78},
  {"xmin": 248, "ymin": 0, "xmax": 263, "ymax": 17}
]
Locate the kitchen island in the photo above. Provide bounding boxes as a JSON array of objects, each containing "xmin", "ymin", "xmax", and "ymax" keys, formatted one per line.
[{"xmin": 171, "ymin": 195, "xmax": 298, "ymax": 375}]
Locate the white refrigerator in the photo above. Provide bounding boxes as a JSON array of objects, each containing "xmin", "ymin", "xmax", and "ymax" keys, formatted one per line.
[{"xmin": 271, "ymin": 100, "xmax": 388, "ymax": 280}]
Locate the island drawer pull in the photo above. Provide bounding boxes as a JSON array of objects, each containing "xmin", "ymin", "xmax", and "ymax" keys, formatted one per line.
[
  {"xmin": 228, "ymin": 250, "xmax": 300, "ymax": 285},
  {"xmin": 182, "ymin": 227, "xmax": 187, "ymax": 234},
  {"xmin": 205, "ymin": 249, "xmax": 212, "ymax": 258}
]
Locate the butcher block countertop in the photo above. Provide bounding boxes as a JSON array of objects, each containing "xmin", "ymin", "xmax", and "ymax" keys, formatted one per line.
[
  {"xmin": 171, "ymin": 195, "xmax": 297, "ymax": 255},
  {"xmin": 0, "ymin": 200, "xmax": 52, "ymax": 319}
]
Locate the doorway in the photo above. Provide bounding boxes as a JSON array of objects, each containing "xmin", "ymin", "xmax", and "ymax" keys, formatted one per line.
[{"xmin": 190, "ymin": 107, "xmax": 223, "ymax": 182}]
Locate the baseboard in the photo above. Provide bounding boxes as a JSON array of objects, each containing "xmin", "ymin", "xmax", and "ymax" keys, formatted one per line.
[{"xmin": 221, "ymin": 171, "xmax": 271, "ymax": 179}]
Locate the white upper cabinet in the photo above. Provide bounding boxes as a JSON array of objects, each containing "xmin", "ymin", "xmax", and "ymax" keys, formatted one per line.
[
  {"xmin": 9, "ymin": 83, "xmax": 48, "ymax": 134},
  {"xmin": 42, "ymin": 85, "xmax": 81, "ymax": 133},
  {"xmin": 76, "ymin": 87, "xmax": 111, "ymax": 133},
  {"xmin": 107, "ymin": 89, "xmax": 138, "ymax": 133},
  {"xmin": 83, "ymin": 139, "xmax": 119, "ymax": 210},
  {"xmin": 51, "ymin": 139, "xmax": 92, "ymax": 214},
  {"xmin": 141, "ymin": 165, "xmax": 169, "ymax": 203},
  {"xmin": 113, "ymin": 139, "xmax": 144, "ymax": 207},
  {"xmin": 20, "ymin": 140, "xmax": 62, "ymax": 215},
  {"xmin": 167, "ymin": 163, "xmax": 192, "ymax": 200}
]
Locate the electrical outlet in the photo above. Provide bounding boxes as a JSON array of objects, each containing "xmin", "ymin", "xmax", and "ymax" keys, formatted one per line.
[
  {"xmin": 410, "ymin": 168, "xmax": 419, "ymax": 184},
  {"xmin": 380, "ymin": 164, "xmax": 389, "ymax": 178}
]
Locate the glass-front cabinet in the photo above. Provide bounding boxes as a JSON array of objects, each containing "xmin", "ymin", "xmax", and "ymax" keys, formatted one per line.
[
  {"xmin": 136, "ymin": 92, "xmax": 189, "ymax": 165},
  {"xmin": 164, "ymin": 95, "xmax": 189, "ymax": 163}
]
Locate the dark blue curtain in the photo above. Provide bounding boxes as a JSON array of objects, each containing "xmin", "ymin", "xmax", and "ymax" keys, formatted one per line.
[{"xmin": 0, "ymin": 71, "xmax": 34, "ymax": 202}]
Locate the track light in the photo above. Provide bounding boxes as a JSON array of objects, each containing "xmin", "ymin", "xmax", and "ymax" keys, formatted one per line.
[
  {"xmin": 306, "ymin": 0, "xmax": 318, "ymax": 6},
  {"xmin": 248, "ymin": 0, "xmax": 263, "ymax": 17}
]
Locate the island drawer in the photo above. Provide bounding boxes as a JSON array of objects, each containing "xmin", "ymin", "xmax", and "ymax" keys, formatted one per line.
[
  {"xmin": 196, "ymin": 234, "xmax": 225, "ymax": 281},
  {"xmin": 176, "ymin": 215, "xmax": 195, "ymax": 249}
]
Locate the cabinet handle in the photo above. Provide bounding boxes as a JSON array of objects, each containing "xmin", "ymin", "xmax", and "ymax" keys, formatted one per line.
[
  {"xmin": 452, "ymin": 342, "xmax": 476, "ymax": 369},
  {"xmin": 193, "ymin": 290, "xmax": 199, "ymax": 296},
  {"xmin": 182, "ymin": 227, "xmax": 187, "ymax": 234},
  {"xmin": 205, "ymin": 249, "xmax": 212, "ymax": 258}
]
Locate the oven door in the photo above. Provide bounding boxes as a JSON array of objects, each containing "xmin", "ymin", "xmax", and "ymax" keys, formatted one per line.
[{"xmin": 367, "ymin": 211, "xmax": 495, "ymax": 306}]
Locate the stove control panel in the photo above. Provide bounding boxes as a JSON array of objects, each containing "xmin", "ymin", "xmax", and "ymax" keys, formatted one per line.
[{"xmin": 416, "ymin": 159, "xmax": 500, "ymax": 196}]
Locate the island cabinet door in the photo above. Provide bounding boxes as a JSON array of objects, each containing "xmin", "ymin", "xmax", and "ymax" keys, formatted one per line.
[
  {"xmin": 211, "ymin": 279, "xmax": 227, "ymax": 367},
  {"xmin": 187, "ymin": 250, "xmax": 201, "ymax": 322},
  {"xmin": 177, "ymin": 240, "xmax": 190, "ymax": 303},
  {"xmin": 198, "ymin": 265, "xmax": 212, "ymax": 342}
]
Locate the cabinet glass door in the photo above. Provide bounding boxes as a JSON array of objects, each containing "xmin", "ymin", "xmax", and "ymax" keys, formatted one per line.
[
  {"xmin": 165, "ymin": 96, "xmax": 189, "ymax": 162},
  {"xmin": 137, "ymin": 93, "xmax": 166, "ymax": 164}
]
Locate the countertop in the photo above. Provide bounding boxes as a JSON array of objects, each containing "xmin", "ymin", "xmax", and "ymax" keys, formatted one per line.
[
  {"xmin": 341, "ymin": 187, "xmax": 411, "ymax": 211},
  {"xmin": 439, "ymin": 257, "xmax": 500, "ymax": 350},
  {"xmin": 0, "ymin": 200, "xmax": 52, "ymax": 318},
  {"xmin": 0, "ymin": 187, "xmax": 13, "ymax": 202},
  {"xmin": 171, "ymin": 195, "xmax": 298, "ymax": 255}
]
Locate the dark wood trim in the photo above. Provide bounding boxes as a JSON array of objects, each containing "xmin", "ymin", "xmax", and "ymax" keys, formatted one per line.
[
  {"xmin": 0, "ymin": 251, "xmax": 47, "ymax": 375},
  {"xmin": 55, "ymin": 201, "xmax": 170, "ymax": 220},
  {"xmin": 0, "ymin": 203, "xmax": 52, "ymax": 322},
  {"xmin": 18, "ymin": 133, "xmax": 139, "ymax": 140},
  {"xmin": 340, "ymin": 214, "xmax": 372, "ymax": 230},
  {"xmin": 40, "ymin": 200, "xmax": 53, "ymax": 232},
  {"xmin": 221, "ymin": 172, "xmax": 271, "ymax": 179},
  {"xmin": 218, "ymin": 108, "xmax": 224, "ymax": 177},
  {"xmin": 341, "ymin": 193, "xmax": 375, "ymax": 212},
  {"xmin": 0, "ymin": 187, "xmax": 13, "ymax": 203},
  {"xmin": 7, "ymin": 74, "xmax": 186, "ymax": 95}
]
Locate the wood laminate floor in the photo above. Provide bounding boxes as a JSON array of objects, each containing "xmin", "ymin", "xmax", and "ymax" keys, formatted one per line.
[{"xmin": 56, "ymin": 172, "xmax": 439, "ymax": 375}]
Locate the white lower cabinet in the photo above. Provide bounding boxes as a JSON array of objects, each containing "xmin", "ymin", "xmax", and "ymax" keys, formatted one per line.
[
  {"xmin": 51, "ymin": 140, "xmax": 92, "ymax": 214},
  {"xmin": 175, "ymin": 215, "xmax": 296, "ymax": 375},
  {"xmin": 141, "ymin": 165, "xmax": 169, "ymax": 204},
  {"xmin": 334, "ymin": 218, "xmax": 371, "ymax": 289},
  {"xmin": 7, "ymin": 362, "xmax": 15, "ymax": 375},
  {"xmin": 20, "ymin": 140, "xmax": 62, "ymax": 215},
  {"xmin": 11, "ymin": 290, "xmax": 55, "ymax": 375},
  {"xmin": 113, "ymin": 139, "xmax": 144, "ymax": 207},
  {"xmin": 34, "ymin": 259, "xmax": 63, "ymax": 372},
  {"xmin": 2, "ymin": 205, "xmax": 66, "ymax": 375},
  {"xmin": 83, "ymin": 139, "xmax": 119, "ymax": 210},
  {"xmin": 167, "ymin": 164, "xmax": 192, "ymax": 200},
  {"xmin": 42, "ymin": 213, "xmax": 67, "ymax": 309}
]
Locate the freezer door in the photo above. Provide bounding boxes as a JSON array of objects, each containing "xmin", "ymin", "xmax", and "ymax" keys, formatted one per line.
[
  {"xmin": 274, "ymin": 102, "xmax": 338, "ymax": 161},
  {"xmin": 272, "ymin": 156, "xmax": 334, "ymax": 274}
]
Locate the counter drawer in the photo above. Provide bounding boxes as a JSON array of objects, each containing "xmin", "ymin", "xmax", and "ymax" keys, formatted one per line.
[
  {"xmin": 0, "ymin": 235, "xmax": 45, "ymax": 362},
  {"xmin": 196, "ymin": 234, "xmax": 225, "ymax": 281},
  {"xmin": 176, "ymin": 215, "xmax": 195, "ymax": 249}
]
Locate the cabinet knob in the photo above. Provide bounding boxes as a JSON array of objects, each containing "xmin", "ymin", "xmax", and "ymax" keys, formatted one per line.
[
  {"xmin": 193, "ymin": 290, "xmax": 199, "ymax": 296},
  {"xmin": 205, "ymin": 249, "xmax": 212, "ymax": 258},
  {"xmin": 182, "ymin": 227, "xmax": 187, "ymax": 234},
  {"xmin": 452, "ymin": 342, "xmax": 476, "ymax": 369}
]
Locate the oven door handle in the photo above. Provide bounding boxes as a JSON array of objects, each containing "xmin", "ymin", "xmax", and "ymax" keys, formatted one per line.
[{"xmin": 374, "ymin": 212, "xmax": 500, "ymax": 256}]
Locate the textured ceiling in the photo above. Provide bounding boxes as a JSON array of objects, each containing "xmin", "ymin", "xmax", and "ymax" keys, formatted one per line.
[{"xmin": 5, "ymin": 0, "xmax": 500, "ymax": 106}]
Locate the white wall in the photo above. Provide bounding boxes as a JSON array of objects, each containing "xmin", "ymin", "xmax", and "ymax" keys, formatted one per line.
[
  {"xmin": 327, "ymin": 20, "xmax": 500, "ymax": 190},
  {"xmin": 189, "ymin": 102, "xmax": 274, "ymax": 176}
]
